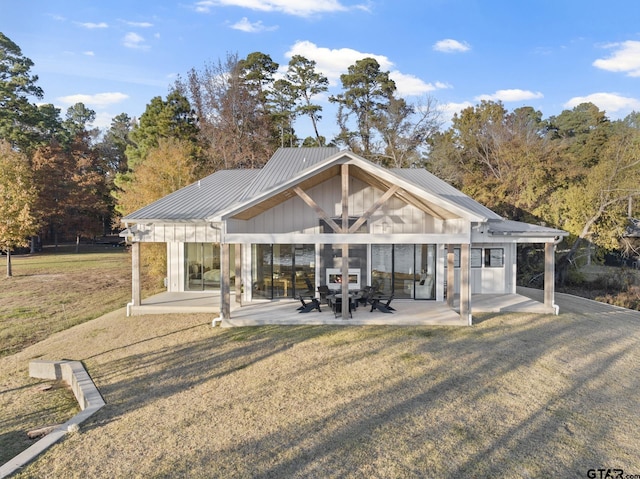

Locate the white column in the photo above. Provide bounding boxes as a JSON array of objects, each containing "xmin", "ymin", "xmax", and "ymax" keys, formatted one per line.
[
  {"xmin": 132, "ymin": 242, "xmax": 141, "ymax": 307},
  {"xmin": 460, "ymin": 243, "xmax": 472, "ymax": 325},
  {"xmin": 447, "ymin": 244, "xmax": 455, "ymax": 308},
  {"xmin": 220, "ymin": 243, "xmax": 230, "ymax": 319},
  {"xmin": 544, "ymin": 242, "xmax": 555, "ymax": 312}
]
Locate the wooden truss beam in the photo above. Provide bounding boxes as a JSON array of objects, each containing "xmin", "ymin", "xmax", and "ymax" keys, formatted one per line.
[
  {"xmin": 293, "ymin": 186, "xmax": 342, "ymax": 233},
  {"xmin": 349, "ymin": 185, "xmax": 400, "ymax": 233}
]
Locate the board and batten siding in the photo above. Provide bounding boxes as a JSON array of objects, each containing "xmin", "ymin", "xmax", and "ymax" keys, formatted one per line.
[
  {"xmin": 227, "ymin": 177, "xmax": 441, "ymax": 235},
  {"xmin": 131, "ymin": 223, "xmax": 221, "ymax": 243}
]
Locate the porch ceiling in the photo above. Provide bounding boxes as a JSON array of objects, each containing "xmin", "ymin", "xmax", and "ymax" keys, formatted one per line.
[{"xmin": 231, "ymin": 164, "xmax": 459, "ymax": 221}]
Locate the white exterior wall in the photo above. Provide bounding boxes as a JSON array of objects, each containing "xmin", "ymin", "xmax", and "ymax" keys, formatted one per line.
[
  {"xmin": 227, "ymin": 177, "xmax": 435, "ymax": 235},
  {"xmin": 444, "ymin": 242, "xmax": 511, "ymax": 295},
  {"xmin": 131, "ymin": 223, "xmax": 221, "ymax": 243},
  {"xmin": 166, "ymin": 242, "xmax": 183, "ymax": 292}
]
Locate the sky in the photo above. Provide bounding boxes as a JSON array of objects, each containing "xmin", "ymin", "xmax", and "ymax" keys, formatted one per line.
[{"xmin": 2, "ymin": 0, "xmax": 640, "ymax": 139}]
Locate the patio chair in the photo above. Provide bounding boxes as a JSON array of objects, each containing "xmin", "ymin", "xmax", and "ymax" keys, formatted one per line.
[
  {"xmin": 332, "ymin": 295, "xmax": 353, "ymax": 318},
  {"xmin": 304, "ymin": 277, "xmax": 315, "ymax": 294},
  {"xmin": 356, "ymin": 286, "xmax": 377, "ymax": 307},
  {"xmin": 317, "ymin": 285, "xmax": 331, "ymax": 304},
  {"xmin": 370, "ymin": 294, "xmax": 395, "ymax": 313},
  {"xmin": 298, "ymin": 294, "xmax": 322, "ymax": 313}
]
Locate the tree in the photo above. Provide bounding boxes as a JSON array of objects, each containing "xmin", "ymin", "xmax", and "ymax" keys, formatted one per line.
[
  {"xmin": 116, "ymin": 137, "xmax": 197, "ymax": 216},
  {"xmin": 548, "ymin": 102, "xmax": 611, "ymax": 178},
  {"xmin": 98, "ymin": 113, "xmax": 134, "ymax": 180},
  {"xmin": 96, "ymin": 113, "xmax": 134, "ymax": 229},
  {"xmin": 374, "ymin": 95, "xmax": 442, "ymax": 168},
  {"xmin": 63, "ymin": 102, "xmax": 99, "ymax": 143},
  {"xmin": 329, "ymin": 57, "xmax": 396, "ymax": 157},
  {"xmin": 0, "ymin": 140, "xmax": 38, "ymax": 276},
  {"xmin": 285, "ymin": 55, "xmax": 328, "ymax": 145},
  {"xmin": 269, "ymin": 79, "xmax": 297, "ymax": 147},
  {"xmin": 125, "ymin": 90, "xmax": 199, "ymax": 170},
  {"xmin": 0, "ymin": 33, "xmax": 45, "ymax": 153},
  {"xmin": 547, "ymin": 121, "xmax": 640, "ymax": 277},
  {"xmin": 238, "ymin": 52, "xmax": 279, "ymax": 107},
  {"xmin": 428, "ymin": 101, "xmax": 561, "ymax": 220},
  {"xmin": 32, "ymin": 134, "xmax": 109, "ymax": 245},
  {"xmin": 177, "ymin": 52, "xmax": 278, "ymax": 171},
  {"xmin": 114, "ymin": 90, "xmax": 200, "ymax": 216}
]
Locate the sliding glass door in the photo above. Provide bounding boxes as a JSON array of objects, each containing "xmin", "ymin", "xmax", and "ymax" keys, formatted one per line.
[
  {"xmin": 371, "ymin": 244, "xmax": 436, "ymax": 299},
  {"xmin": 252, "ymin": 244, "xmax": 315, "ymax": 299}
]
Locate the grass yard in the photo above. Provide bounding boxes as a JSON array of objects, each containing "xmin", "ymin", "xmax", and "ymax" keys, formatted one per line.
[
  {"xmin": 1, "ymin": 248, "xmax": 639, "ymax": 478},
  {"xmin": 0, "ymin": 245, "xmax": 131, "ymax": 358},
  {"xmin": 2, "ymin": 309, "xmax": 639, "ymax": 478}
]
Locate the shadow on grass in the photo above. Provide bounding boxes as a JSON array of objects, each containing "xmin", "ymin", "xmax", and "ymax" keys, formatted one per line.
[{"xmin": 22, "ymin": 304, "xmax": 640, "ymax": 478}]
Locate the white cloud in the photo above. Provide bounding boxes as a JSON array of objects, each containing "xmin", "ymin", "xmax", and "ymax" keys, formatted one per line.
[
  {"xmin": 285, "ymin": 41, "xmax": 445, "ymax": 98},
  {"xmin": 389, "ymin": 71, "xmax": 450, "ymax": 97},
  {"xmin": 92, "ymin": 111, "xmax": 117, "ymax": 130},
  {"xmin": 564, "ymin": 92, "xmax": 640, "ymax": 116},
  {"xmin": 83, "ymin": 51, "xmax": 95, "ymax": 56},
  {"xmin": 57, "ymin": 92, "xmax": 130, "ymax": 108},
  {"xmin": 123, "ymin": 32, "xmax": 149, "ymax": 50},
  {"xmin": 285, "ymin": 40, "xmax": 393, "ymax": 85},
  {"xmin": 593, "ymin": 40, "xmax": 640, "ymax": 77},
  {"xmin": 231, "ymin": 17, "xmax": 278, "ymax": 32},
  {"xmin": 77, "ymin": 21, "xmax": 108, "ymax": 29},
  {"xmin": 439, "ymin": 101, "xmax": 473, "ymax": 121},
  {"xmin": 475, "ymin": 89, "xmax": 543, "ymax": 102},
  {"xmin": 123, "ymin": 20, "xmax": 154, "ymax": 28},
  {"xmin": 433, "ymin": 39, "xmax": 470, "ymax": 53},
  {"xmin": 194, "ymin": 0, "xmax": 362, "ymax": 17}
]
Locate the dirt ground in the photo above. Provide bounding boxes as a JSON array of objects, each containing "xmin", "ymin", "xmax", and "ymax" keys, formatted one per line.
[{"xmin": 1, "ymin": 298, "xmax": 639, "ymax": 479}]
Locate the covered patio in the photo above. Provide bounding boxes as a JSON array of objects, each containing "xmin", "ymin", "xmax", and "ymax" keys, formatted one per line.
[{"xmin": 128, "ymin": 288, "xmax": 549, "ymax": 326}]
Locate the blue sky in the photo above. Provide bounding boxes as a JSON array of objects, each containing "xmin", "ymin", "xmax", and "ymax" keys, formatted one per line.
[{"xmin": 2, "ymin": 0, "xmax": 640, "ymax": 138}]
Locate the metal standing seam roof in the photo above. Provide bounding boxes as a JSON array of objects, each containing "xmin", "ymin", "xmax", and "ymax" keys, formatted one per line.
[
  {"xmin": 487, "ymin": 219, "xmax": 568, "ymax": 236},
  {"xmin": 123, "ymin": 148, "xmax": 564, "ymax": 238},
  {"xmin": 391, "ymin": 169, "xmax": 502, "ymax": 221},
  {"xmin": 239, "ymin": 147, "xmax": 340, "ymax": 201},
  {"xmin": 122, "ymin": 169, "xmax": 260, "ymax": 221}
]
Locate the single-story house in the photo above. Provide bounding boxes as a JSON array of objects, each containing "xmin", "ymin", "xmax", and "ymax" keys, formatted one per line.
[{"xmin": 121, "ymin": 147, "xmax": 567, "ymax": 325}]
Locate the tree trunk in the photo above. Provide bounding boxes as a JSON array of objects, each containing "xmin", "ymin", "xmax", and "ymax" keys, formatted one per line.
[{"xmin": 6, "ymin": 249, "xmax": 12, "ymax": 277}]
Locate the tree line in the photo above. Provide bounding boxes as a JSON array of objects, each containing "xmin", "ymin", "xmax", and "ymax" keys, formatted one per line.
[{"xmin": 1, "ymin": 31, "xmax": 639, "ymax": 279}]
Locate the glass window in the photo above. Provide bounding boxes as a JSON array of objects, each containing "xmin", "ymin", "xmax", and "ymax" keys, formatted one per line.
[
  {"xmin": 252, "ymin": 244, "xmax": 316, "ymax": 299},
  {"xmin": 252, "ymin": 244, "xmax": 272, "ymax": 299},
  {"xmin": 471, "ymin": 248, "xmax": 483, "ymax": 268},
  {"xmin": 393, "ymin": 244, "xmax": 415, "ymax": 299},
  {"xmin": 185, "ymin": 243, "xmax": 220, "ymax": 291},
  {"xmin": 484, "ymin": 248, "xmax": 504, "ymax": 267},
  {"xmin": 371, "ymin": 244, "xmax": 392, "ymax": 294},
  {"xmin": 415, "ymin": 244, "xmax": 436, "ymax": 300}
]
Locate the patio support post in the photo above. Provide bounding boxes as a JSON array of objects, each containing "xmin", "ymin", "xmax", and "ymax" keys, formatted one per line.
[
  {"xmin": 220, "ymin": 242, "xmax": 230, "ymax": 319},
  {"xmin": 341, "ymin": 163, "xmax": 350, "ymax": 319},
  {"xmin": 446, "ymin": 244, "xmax": 455, "ymax": 308},
  {"xmin": 235, "ymin": 244, "xmax": 242, "ymax": 305},
  {"xmin": 132, "ymin": 242, "xmax": 141, "ymax": 307},
  {"xmin": 460, "ymin": 243, "xmax": 472, "ymax": 325},
  {"xmin": 544, "ymin": 242, "xmax": 555, "ymax": 312}
]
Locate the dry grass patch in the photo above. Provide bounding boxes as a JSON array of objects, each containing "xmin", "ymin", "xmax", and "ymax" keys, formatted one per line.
[
  {"xmin": 0, "ymin": 245, "xmax": 131, "ymax": 358},
  {"xmin": 0, "ymin": 375, "xmax": 79, "ymax": 463},
  {"xmin": 1, "ymin": 306, "xmax": 638, "ymax": 478}
]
